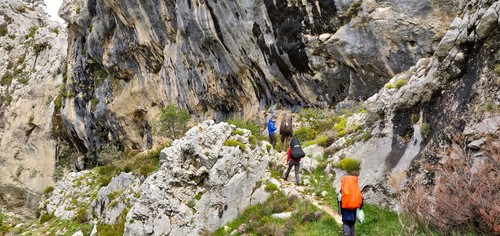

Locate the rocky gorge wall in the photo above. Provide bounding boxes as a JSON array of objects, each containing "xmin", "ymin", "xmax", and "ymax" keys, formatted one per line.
[
  {"xmin": 55, "ymin": 0, "xmax": 458, "ymax": 162},
  {"xmin": 0, "ymin": 0, "xmax": 67, "ymax": 217},
  {"xmin": 329, "ymin": 0, "xmax": 500, "ymax": 216}
]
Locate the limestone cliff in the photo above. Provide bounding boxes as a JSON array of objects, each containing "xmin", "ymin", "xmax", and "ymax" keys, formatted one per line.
[
  {"xmin": 55, "ymin": 0, "xmax": 457, "ymax": 163},
  {"xmin": 0, "ymin": 0, "xmax": 67, "ymax": 217}
]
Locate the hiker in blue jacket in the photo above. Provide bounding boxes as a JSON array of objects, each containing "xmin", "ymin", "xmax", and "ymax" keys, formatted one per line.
[{"xmin": 267, "ymin": 114, "xmax": 277, "ymax": 149}]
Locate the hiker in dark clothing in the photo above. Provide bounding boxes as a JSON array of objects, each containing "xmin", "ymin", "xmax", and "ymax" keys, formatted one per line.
[
  {"xmin": 284, "ymin": 138, "xmax": 304, "ymax": 185},
  {"xmin": 267, "ymin": 114, "xmax": 277, "ymax": 149},
  {"xmin": 279, "ymin": 112, "xmax": 293, "ymax": 152}
]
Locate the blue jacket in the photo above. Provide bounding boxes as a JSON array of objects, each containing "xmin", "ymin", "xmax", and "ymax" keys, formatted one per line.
[{"xmin": 267, "ymin": 119, "xmax": 277, "ymax": 135}]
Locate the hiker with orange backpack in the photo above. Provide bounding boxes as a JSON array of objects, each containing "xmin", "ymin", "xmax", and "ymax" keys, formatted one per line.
[{"xmin": 338, "ymin": 171, "xmax": 364, "ymax": 236}]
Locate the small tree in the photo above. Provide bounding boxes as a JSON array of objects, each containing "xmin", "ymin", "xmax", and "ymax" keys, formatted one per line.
[{"xmin": 157, "ymin": 104, "xmax": 190, "ymax": 138}]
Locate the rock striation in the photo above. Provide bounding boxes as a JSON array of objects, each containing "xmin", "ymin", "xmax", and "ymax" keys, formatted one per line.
[
  {"xmin": 53, "ymin": 0, "xmax": 458, "ymax": 164},
  {"xmin": 0, "ymin": 0, "xmax": 67, "ymax": 217},
  {"xmin": 330, "ymin": 0, "xmax": 500, "ymax": 209}
]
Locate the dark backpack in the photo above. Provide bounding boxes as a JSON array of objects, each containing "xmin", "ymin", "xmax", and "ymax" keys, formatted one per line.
[{"xmin": 289, "ymin": 138, "xmax": 305, "ymax": 160}]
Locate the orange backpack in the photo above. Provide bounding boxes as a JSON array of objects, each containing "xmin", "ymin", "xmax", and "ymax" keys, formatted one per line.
[{"xmin": 341, "ymin": 176, "xmax": 362, "ymax": 209}]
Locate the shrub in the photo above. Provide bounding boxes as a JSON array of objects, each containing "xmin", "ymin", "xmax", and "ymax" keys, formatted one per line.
[
  {"xmin": 315, "ymin": 135, "xmax": 329, "ymax": 147},
  {"xmin": 226, "ymin": 117, "xmax": 264, "ymax": 141},
  {"xmin": 400, "ymin": 135, "xmax": 499, "ymax": 234},
  {"xmin": 224, "ymin": 140, "xmax": 246, "ymax": 152},
  {"xmin": 25, "ymin": 26, "xmax": 37, "ymax": 39},
  {"xmin": 75, "ymin": 6, "xmax": 80, "ymax": 14},
  {"xmin": 362, "ymin": 131, "xmax": 372, "ymax": 141},
  {"xmin": 39, "ymin": 213, "xmax": 54, "ymax": 224},
  {"xmin": 156, "ymin": 104, "xmax": 190, "ymax": 138},
  {"xmin": 337, "ymin": 130, "xmax": 347, "ymax": 137},
  {"xmin": 334, "ymin": 118, "xmax": 347, "ymax": 132},
  {"xmin": 411, "ymin": 114, "xmax": 420, "ymax": 124},
  {"xmin": 43, "ymin": 186, "xmax": 54, "ymax": 195},
  {"xmin": 337, "ymin": 158, "xmax": 361, "ymax": 172},
  {"xmin": 485, "ymin": 101, "xmax": 494, "ymax": 111},
  {"xmin": 395, "ymin": 79, "xmax": 408, "ymax": 89},
  {"xmin": 0, "ymin": 72, "xmax": 12, "ymax": 86},
  {"xmin": 496, "ymin": 64, "xmax": 500, "ymax": 75},
  {"xmin": 0, "ymin": 24, "xmax": 7, "ymax": 37},
  {"xmin": 248, "ymin": 135, "xmax": 257, "ymax": 145},
  {"xmin": 385, "ymin": 83, "xmax": 395, "ymax": 89},
  {"xmin": 420, "ymin": 122, "xmax": 431, "ymax": 137},
  {"xmin": 232, "ymin": 129, "xmax": 245, "ymax": 136},
  {"xmin": 264, "ymin": 182, "xmax": 278, "ymax": 192},
  {"xmin": 294, "ymin": 127, "xmax": 318, "ymax": 142}
]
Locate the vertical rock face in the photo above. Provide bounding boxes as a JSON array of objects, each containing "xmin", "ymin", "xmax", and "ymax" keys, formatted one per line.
[
  {"xmin": 56, "ymin": 0, "xmax": 457, "ymax": 157},
  {"xmin": 0, "ymin": 0, "xmax": 67, "ymax": 216},
  {"xmin": 332, "ymin": 0, "xmax": 500, "ymax": 211},
  {"xmin": 124, "ymin": 121, "xmax": 272, "ymax": 235}
]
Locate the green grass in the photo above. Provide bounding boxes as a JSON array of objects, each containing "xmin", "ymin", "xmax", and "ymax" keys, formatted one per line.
[
  {"xmin": 224, "ymin": 139, "xmax": 246, "ymax": 152},
  {"xmin": 355, "ymin": 204, "xmax": 403, "ymax": 236},
  {"xmin": 226, "ymin": 117, "xmax": 265, "ymax": 141},
  {"xmin": 385, "ymin": 83, "xmax": 395, "ymax": 89},
  {"xmin": 232, "ymin": 129, "xmax": 245, "ymax": 136},
  {"xmin": 294, "ymin": 217, "xmax": 341, "ymax": 235},
  {"xmin": 420, "ymin": 122, "xmax": 431, "ymax": 137}
]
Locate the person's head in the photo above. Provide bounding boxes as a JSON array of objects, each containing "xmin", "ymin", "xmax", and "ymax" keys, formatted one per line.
[{"xmin": 272, "ymin": 114, "xmax": 277, "ymax": 121}]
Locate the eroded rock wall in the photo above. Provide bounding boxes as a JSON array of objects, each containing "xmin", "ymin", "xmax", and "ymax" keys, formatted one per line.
[
  {"xmin": 0, "ymin": 0, "xmax": 67, "ymax": 217},
  {"xmin": 56, "ymin": 0, "xmax": 458, "ymax": 158}
]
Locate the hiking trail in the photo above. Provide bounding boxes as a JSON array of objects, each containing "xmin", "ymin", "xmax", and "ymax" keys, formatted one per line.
[{"xmin": 276, "ymin": 170, "xmax": 343, "ymax": 225}]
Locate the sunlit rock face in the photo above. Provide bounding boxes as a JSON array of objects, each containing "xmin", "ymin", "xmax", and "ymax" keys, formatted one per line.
[
  {"xmin": 0, "ymin": 0, "xmax": 67, "ymax": 217},
  {"xmin": 56, "ymin": 0, "xmax": 457, "ymax": 156}
]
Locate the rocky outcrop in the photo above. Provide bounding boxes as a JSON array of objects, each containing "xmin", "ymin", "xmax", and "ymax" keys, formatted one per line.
[
  {"xmin": 330, "ymin": 0, "xmax": 500, "ymax": 209},
  {"xmin": 124, "ymin": 120, "xmax": 272, "ymax": 235},
  {"xmin": 39, "ymin": 121, "xmax": 273, "ymax": 235},
  {"xmin": 53, "ymin": 0, "xmax": 458, "ymax": 165},
  {"xmin": 0, "ymin": 0, "xmax": 67, "ymax": 217}
]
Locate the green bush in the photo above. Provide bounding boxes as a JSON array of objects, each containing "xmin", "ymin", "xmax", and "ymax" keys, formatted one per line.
[
  {"xmin": 337, "ymin": 130, "xmax": 347, "ymax": 137},
  {"xmin": 385, "ymin": 83, "xmax": 395, "ymax": 89},
  {"xmin": 362, "ymin": 131, "xmax": 372, "ymax": 141},
  {"xmin": 248, "ymin": 135, "xmax": 257, "ymax": 145},
  {"xmin": 39, "ymin": 213, "xmax": 54, "ymax": 224},
  {"xmin": 226, "ymin": 117, "xmax": 264, "ymax": 141},
  {"xmin": 485, "ymin": 101, "xmax": 494, "ymax": 111},
  {"xmin": 0, "ymin": 24, "xmax": 7, "ymax": 37},
  {"xmin": 337, "ymin": 158, "xmax": 361, "ymax": 172},
  {"xmin": 314, "ymin": 135, "xmax": 329, "ymax": 147},
  {"xmin": 264, "ymin": 182, "xmax": 278, "ymax": 192},
  {"xmin": 334, "ymin": 118, "xmax": 347, "ymax": 132},
  {"xmin": 25, "ymin": 26, "xmax": 37, "ymax": 39},
  {"xmin": 294, "ymin": 127, "xmax": 318, "ymax": 142},
  {"xmin": 411, "ymin": 114, "xmax": 420, "ymax": 124},
  {"xmin": 0, "ymin": 72, "xmax": 12, "ymax": 86},
  {"xmin": 420, "ymin": 122, "xmax": 431, "ymax": 137},
  {"xmin": 43, "ymin": 186, "xmax": 54, "ymax": 195},
  {"xmin": 224, "ymin": 140, "xmax": 246, "ymax": 152},
  {"xmin": 395, "ymin": 79, "xmax": 408, "ymax": 89},
  {"xmin": 232, "ymin": 129, "xmax": 245, "ymax": 136},
  {"xmin": 156, "ymin": 104, "xmax": 190, "ymax": 138}
]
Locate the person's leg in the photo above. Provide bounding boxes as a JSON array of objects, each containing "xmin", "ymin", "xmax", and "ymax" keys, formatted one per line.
[
  {"xmin": 342, "ymin": 223, "xmax": 350, "ymax": 236},
  {"xmin": 284, "ymin": 163, "xmax": 293, "ymax": 180},
  {"xmin": 342, "ymin": 221, "xmax": 355, "ymax": 236},
  {"xmin": 294, "ymin": 162, "xmax": 300, "ymax": 185},
  {"xmin": 270, "ymin": 134, "xmax": 276, "ymax": 148},
  {"xmin": 349, "ymin": 223, "xmax": 355, "ymax": 236}
]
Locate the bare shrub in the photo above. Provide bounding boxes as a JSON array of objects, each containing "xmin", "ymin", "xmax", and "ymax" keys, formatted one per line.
[{"xmin": 399, "ymin": 135, "xmax": 500, "ymax": 234}]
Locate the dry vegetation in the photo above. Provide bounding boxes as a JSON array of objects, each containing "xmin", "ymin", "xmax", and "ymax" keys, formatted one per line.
[{"xmin": 398, "ymin": 135, "xmax": 500, "ymax": 234}]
